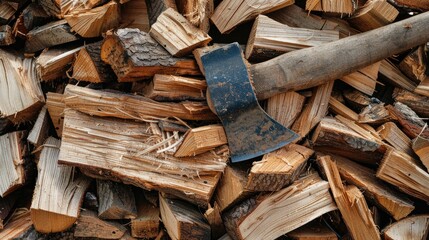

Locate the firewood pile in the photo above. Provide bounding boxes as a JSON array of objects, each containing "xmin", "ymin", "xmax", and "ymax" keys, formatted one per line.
[{"xmin": 1, "ymin": 0, "xmax": 429, "ymax": 239}]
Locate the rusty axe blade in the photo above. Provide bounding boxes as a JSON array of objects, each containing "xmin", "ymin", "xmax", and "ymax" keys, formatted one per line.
[{"xmin": 201, "ymin": 43, "xmax": 299, "ymax": 162}]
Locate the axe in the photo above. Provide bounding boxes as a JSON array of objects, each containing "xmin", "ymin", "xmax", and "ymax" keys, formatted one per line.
[{"xmin": 200, "ymin": 12, "xmax": 429, "ymax": 163}]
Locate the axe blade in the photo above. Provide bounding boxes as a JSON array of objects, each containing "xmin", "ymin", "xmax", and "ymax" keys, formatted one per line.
[{"xmin": 201, "ymin": 43, "xmax": 299, "ymax": 162}]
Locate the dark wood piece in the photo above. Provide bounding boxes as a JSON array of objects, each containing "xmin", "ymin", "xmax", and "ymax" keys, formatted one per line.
[{"xmin": 97, "ymin": 180, "xmax": 137, "ymax": 220}]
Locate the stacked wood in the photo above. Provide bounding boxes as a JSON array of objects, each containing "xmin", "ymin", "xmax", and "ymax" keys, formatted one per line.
[
  {"xmin": 377, "ymin": 122, "xmax": 414, "ymax": 156},
  {"xmin": 379, "ymin": 60, "xmax": 417, "ymax": 92},
  {"xmin": 340, "ymin": 62, "xmax": 380, "ymax": 96},
  {"xmin": 358, "ymin": 102, "xmax": 393, "ymax": 125},
  {"xmin": 348, "ymin": 0, "xmax": 399, "ymax": 32},
  {"xmin": 393, "ymin": 88, "xmax": 429, "ymax": 118},
  {"xmin": 387, "ymin": 102, "xmax": 429, "ymax": 138},
  {"xmin": 204, "ymin": 202, "xmax": 225, "ymax": 239},
  {"xmin": 36, "ymin": 45, "xmax": 83, "ymax": 81},
  {"xmin": 286, "ymin": 221, "xmax": 338, "ymax": 240}
]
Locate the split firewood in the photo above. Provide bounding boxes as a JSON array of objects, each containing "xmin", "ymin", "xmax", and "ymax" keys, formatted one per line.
[
  {"xmin": 134, "ymin": 74, "xmax": 206, "ymax": 101},
  {"xmin": 64, "ymin": 1, "xmax": 120, "ymax": 38},
  {"xmin": 64, "ymin": 84, "xmax": 216, "ymax": 121},
  {"xmin": 223, "ymin": 171, "xmax": 337, "ymax": 240},
  {"xmin": 382, "ymin": 214, "xmax": 429, "ymax": 240},
  {"xmin": 358, "ymin": 102, "xmax": 393, "ymax": 125},
  {"xmin": 246, "ymin": 144, "xmax": 314, "ymax": 192},
  {"xmin": 36, "ymin": 45, "xmax": 83, "ymax": 82},
  {"xmin": 101, "ymin": 28, "xmax": 200, "ymax": 81},
  {"xmin": 0, "ymin": 1, "xmax": 16, "ymax": 25},
  {"xmin": 343, "ymin": 89, "xmax": 371, "ymax": 111},
  {"xmin": 266, "ymin": 91, "xmax": 305, "ymax": 128},
  {"xmin": 72, "ymin": 41, "xmax": 116, "ymax": 83},
  {"xmin": 306, "ymin": 0, "xmax": 356, "ymax": 15},
  {"xmin": 377, "ymin": 122, "xmax": 414, "ymax": 156},
  {"xmin": 340, "ymin": 62, "xmax": 381, "ymax": 96},
  {"xmin": 379, "ymin": 60, "xmax": 417, "ymax": 92},
  {"xmin": 160, "ymin": 195, "xmax": 211, "ymax": 240},
  {"xmin": 377, "ymin": 148, "xmax": 429, "ymax": 202},
  {"xmin": 393, "ymin": 88, "xmax": 429, "ymax": 118},
  {"xmin": 27, "ymin": 106, "xmax": 49, "ymax": 147},
  {"xmin": 31, "ymin": 137, "xmax": 91, "ymax": 233},
  {"xmin": 121, "ymin": 0, "xmax": 150, "ymax": 32},
  {"xmin": 211, "ymin": 0, "xmax": 294, "ymax": 34},
  {"xmin": 334, "ymin": 115, "xmax": 382, "ymax": 143},
  {"xmin": 399, "ymin": 46, "xmax": 427, "ymax": 83},
  {"xmin": 0, "ymin": 131, "xmax": 28, "ymax": 197},
  {"xmin": 0, "ymin": 209, "xmax": 33, "ymax": 239},
  {"xmin": 329, "ymin": 96, "xmax": 359, "ymax": 121},
  {"xmin": 286, "ymin": 220, "xmax": 338, "ymax": 240},
  {"xmin": 157, "ymin": 120, "xmax": 189, "ymax": 133},
  {"xmin": 0, "ymin": 25, "xmax": 14, "ymax": 45},
  {"xmin": 412, "ymin": 136, "xmax": 429, "ymax": 172},
  {"xmin": 0, "ymin": 50, "xmax": 44, "ymax": 123},
  {"xmin": 245, "ymin": 15, "xmax": 339, "ymax": 62},
  {"xmin": 25, "ymin": 19, "xmax": 79, "ymax": 53},
  {"xmin": 58, "ymin": 109, "xmax": 228, "ymax": 207},
  {"xmin": 292, "ymin": 81, "xmax": 334, "ymax": 139},
  {"xmin": 149, "ymin": 8, "xmax": 211, "ymax": 57},
  {"xmin": 312, "ymin": 117, "xmax": 386, "ymax": 165},
  {"xmin": 415, "ymin": 78, "xmax": 429, "ymax": 97},
  {"xmin": 37, "ymin": 0, "xmax": 60, "ymax": 18},
  {"xmin": 131, "ymin": 191, "xmax": 160, "ymax": 239},
  {"xmin": 0, "ymin": 194, "xmax": 17, "ymax": 229},
  {"xmin": 144, "ymin": 0, "xmax": 177, "ymax": 27},
  {"xmin": 332, "ymin": 154, "xmax": 414, "ymax": 220},
  {"xmin": 174, "ymin": 125, "xmax": 227, "ymax": 157},
  {"xmin": 97, "ymin": 180, "xmax": 137, "ymax": 220},
  {"xmin": 317, "ymin": 155, "xmax": 380, "ymax": 240},
  {"xmin": 395, "ymin": 0, "xmax": 429, "ymax": 11},
  {"xmin": 46, "ymin": 92, "xmax": 65, "ymax": 137},
  {"xmin": 386, "ymin": 102, "xmax": 429, "ymax": 139},
  {"xmin": 348, "ymin": 0, "xmax": 399, "ymax": 32},
  {"xmin": 204, "ymin": 202, "xmax": 226, "ymax": 239},
  {"xmin": 13, "ymin": 3, "xmax": 50, "ymax": 38},
  {"xmin": 176, "ymin": 0, "xmax": 213, "ymax": 33},
  {"xmin": 74, "ymin": 210, "xmax": 127, "ymax": 239}
]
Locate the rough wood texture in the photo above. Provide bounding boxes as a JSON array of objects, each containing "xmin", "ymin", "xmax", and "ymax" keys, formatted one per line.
[
  {"xmin": 377, "ymin": 148, "xmax": 429, "ymax": 202},
  {"xmin": 246, "ymin": 144, "xmax": 314, "ymax": 191},
  {"xmin": 131, "ymin": 191, "xmax": 159, "ymax": 239},
  {"xmin": 415, "ymin": 78, "xmax": 429, "ymax": 97},
  {"xmin": 64, "ymin": 84, "xmax": 216, "ymax": 121},
  {"xmin": 343, "ymin": 88, "xmax": 371, "ymax": 111},
  {"xmin": 306, "ymin": 0, "xmax": 355, "ymax": 14},
  {"xmin": 59, "ymin": 0, "xmax": 105, "ymax": 17},
  {"xmin": 38, "ymin": 0, "xmax": 60, "ymax": 17},
  {"xmin": 160, "ymin": 195, "xmax": 210, "ymax": 240},
  {"xmin": 0, "ymin": 1, "xmax": 16, "ymax": 25},
  {"xmin": 74, "ymin": 210, "xmax": 127, "ymax": 239},
  {"xmin": 64, "ymin": 1, "xmax": 120, "ymax": 38},
  {"xmin": 379, "ymin": 60, "xmax": 417, "ymax": 92},
  {"xmin": 31, "ymin": 137, "xmax": 91, "ymax": 233},
  {"xmin": 0, "ymin": 194, "xmax": 17, "ymax": 229},
  {"xmin": 211, "ymin": 0, "xmax": 294, "ymax": 33},
  {"xmin": 245, "ymin": 15, "xmax": 339, "ymax": 62},
  {"xmin": 58, "ymin": 109, "xmax": 228, "ymax": 207},
  {"xmin": 348, "ymin": 0, "xmax": 399, "ymax": 32},
  {"xmin": 145, "ymin": 0, "xmax": 177, "ymax": 26},
  {"xmin": 25, "ymin": 20, "xmax": 79, "ymax": 53},
  {"xmin": 27, "ymin": 106, "xmax": 49, "ymax": 147},
  {"xmin": 174, "ymin": 125, "xmax": 227, "ymax": 157},
  {"xmin": 412, "ymin": 136, "xmax": 429, "ymax": 172},
  {"xmin": 0, "ymin": 131, "xmax": 27, "ymax": 197},
  {"xmin": 393, "ymin": 88, "xmax": 429, "ymax": 118},
  {"xmin": 334, "ymin": 115, "xmax": 382, "ymax": 144},
  {"xmin": 399, "ymin": 46, "xmax": 427, "ymax": 83},
  {"xmin": 340, "ymin": 62, "xmax": 380, "ymax": 96},
  {"xmin": 395, "ymin": 0, "xmax": 429, "ymax": 11},
  {"xmin": 329, "ymin": 96, "xmax": 359, "ymax": 121},
  {"xmin": 46, "ymin": 92, "xmax": 65, "ymax": 137},
  {"xmin": 97, "ymin": 180, "xmax": 137, "ymax": 220},
  {"xmin": 0, "ymin": 209, "xmax": 33, "ymax": 239},
  {"xmin": 13, "ymin": 3, "xmax": 50, "ymax": 38},
  {"xmin": 383, "ymin": 215, "xmax": 429, "ymax": 240},
  {"xmin": 101, "ymin": 28, "xmax": 200, "ymax": 82},
  {"xmin": 0, "ymin": 25, "xmax": 14, "ymax": 45},
  {"xmin": 317, "ymin": 155, "xmax": 380, "ymax": 240},
  {"xmin": 149, "ymin": 8, "xmax": 211, "ymax": 57},
  {"xmin": 286, "ymin": 221, "xmax": 338, "ymax": 240},
  {"xmin": 176, "ymin": 0, "xmax": 213, "ymax": 33},
  {"xmin": 204, "ymin": 202, "xmax": 225, "ymax": 239},
  {"xmin": 266, "ymin": 91, "xmax": 305, "ymax": 128},
  {"xmin": 387, "ymin": 102, "xmax": 429, "ymax": 139},
  {"xmin": 358, "ymin": 102, "xmax": 393, "ymax": 125},
  {"xmin": 377, "ymin": 122, "xmax": 414, "ymax": 156},
  {"xmin": 223, "ymin": 172, "xmax": 337, "ymax": 240},
  {"xmin": 121, "ymin": 0, "xmax": 150, "ymax": 32}
]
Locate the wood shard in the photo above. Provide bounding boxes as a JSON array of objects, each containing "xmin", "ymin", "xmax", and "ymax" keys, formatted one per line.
[
  {"xmin": 306, "ymin": 0, "xmax": 356, "ymax": 14},
  {"xmin": 74, "ymin": 210, "xmax": 127, "ymax": 239},
  {"xmin": 266, "ymin": 91, "xmax": 305, "ymax": 128},
  {"xmin": 0, "ymin": 209, "xmax": 33, "ymax": 239},
  {"xmin": 382, "ymin": 215, "xmax": 429, "ymax": 240},
  {"xmin": 27, "ymin": 106, "xmax": 49, "ymax": 147},
  {"xmin": 97, "ymin": 180, "xmax": 137, "ymax": 220},
  {"xmin": 412, "ymin": 136, "xmax": 429, "ymax": 172},
  {"xmin": 348, "ymin": 0, "xmax": 399, "ymax": 32},
  {"xmin": 46, "ymin": 92, "xmax": 65, "ymax": 137},
  {"xmin": 131, "ymin": 191, "xmax": 160, "ymax": 239},
  {"xmin": 377, "ymin": 122, "xmax": 414, "ymax": 157},
  {"xmin": 340, "ymin": 62, "xmax": 380, "ymax": 96}
]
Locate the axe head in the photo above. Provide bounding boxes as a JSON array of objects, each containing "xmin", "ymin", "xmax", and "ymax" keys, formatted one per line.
[{"xmin": 201, "ymin": 43, "xmax": 299, "ymax": 162}]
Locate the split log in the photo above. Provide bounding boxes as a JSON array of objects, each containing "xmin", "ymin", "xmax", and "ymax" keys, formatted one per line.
[
  {"xmin": 266, "ymin": 91, "xmax": 305, "ymax": 128},
  {"xmin": 393, "ymin": 88, "xmax": 429, "ymax": 118},
  {"xmin": 317, "ymin": 155, "xmax": 380, "ymax": 240},
  {"xmin": 379, "ymin": 60, "xmax": 417, "ymax": 92},
  {"xmin": 72, "ymin": 41, "xmax": 116, "ymax": 83},
  {"xmin": 415, "ymin": 78, "xmax": 429, "ymax": 97},
  {"xmin": 0, "ymin": 131, "xmax": 28, "ymax": 197},
  {"xmin": 343, "ymin": 89, "xmax": 371, "ymax": 111},
  {"xmin": 348, "ymin": 0, "xmax": 399, "ymax": 32},
  {"xmin": 58, "ymin": 109, "xmax": 228, "ymax": 207},
  {"xmin": 176, "ymin": 0, "xmax": 213, "ymax": 33},
  {"xmin": 306, "ymin": 0, "xmax": 355, "ymax": 15},
  {"xmin": 377, "ymin": 148, "xmax": 429, "ymax": 202},
  {"xmin": 286, "ymin": 220, "xmax": 338, "ymax": 240},
  {"xmin": 211, "ymin": 0, "xmax": 294, "ymax": 34},
  {"xmin": 246, "ymin": 144, "xmax": 314, "ymax": 191},
  {"xmin": 412, "ymin": 136, "xmax": 429, "ymax": 172},
  {"xmin": 144, "ymin": 0, "xmax": 177, "ymax": 26},
  {"xmin": 399, "ymin": 46, "xmax": 427, "ymax": 83},
  {"xmin": 121, "ymin": 0, "xmax": 150, "ymax": 32},
  {"xmin": 131, "ymin": 191, "xmax": 160, "ymax": 239},
  {"xmin": 64, "ymin": 1, "xmax": 120, "ymax": 38},
  {"xmin": 46, "ymin": 92, "xmax": 65, "ymax": 137},
  {"xmin": 329, "ymin": 96, "xmax": 359, "ymax": 121},
  {"xmin": 0, "ymin": 1, "xmax": 16, "ymax": 25},
  {"xmin": 0, "ymin": 194, "xmax": 17, "ymax": 229},
  {"xmin": 245, "ymin": 15, "xmax": 339, "ymax": 62},
  {"xmin": 13, "ymin": 3, "xmax": 50, "ymax": 38},
  {"xmin": 174, "ymin": 125, "xmax": 227, "ymax": 157},
  {"xmin": 101, "ymin": 28, "xmax": 200, "ymax": 82},
  {"xmin": 97, "ymin": 180, "xmax": 137, "ymax": 220},
  {"xmin": 358, "ymin": 102, "xmax": 393, "ymax": 125},
  {"xmin": 0, "ymin": 50, "xmax": 44, "ymax": 123},
  {"xmin": 204, "ymin": 202, "xmax": 225, "ymax": 239},
  {"xmin": 334, "ymin": 115, "xmax": 382, "ymax": 143},
  {"xmin": 27, "ymin": 106, "xmax": 49, "ymax": 147},
  {"xmin": 64, "ymin": 84, "xmax": 216, "ymax": 121},
  {"xmin": 74, "ymin": 210, "xmax": 127, "ymax": 239},
  {"xmin": 223, "ymin": 171, "xmax": 337, "ymax": 240},
  {"xmin": 59, "ymin": 0, "xmax": 106, "ymax": 16},
  {"xmin": 0, "ymin": 209, "xmax": 33, "ymax": 239},
  {"xmin": 395, "ymin": 0, "xmax": 429, "ymax": 11},
  {"xmin": 377, "ymin": 122, "xmax": 414, "ymax": 156},
  {"xmin": 386, "ymin": 102, "xmax": 429, "ymax": 139},
  {"xmin": 340, "ymin": 62, "xmax": 380, "ymax": 96},
  {"xmin": 149, "ymin": 8, "xmax": 211, "ymax": 57},
  {"xmin": 37, "ymin": 0, "xmax": 60, "ymax": 18},
  {"xmin": 31, "ymin": 137, "xmax": 91, "ymax": 233},
  {"xmin": 25, "ymin": 19, "xmax": 79, "ymax": 53},
  {"xmin": 0, "ymin": 25, "xmax": 14, "ymax": 45},
  {"xmin": 382, "ymin": 215, "xmax": 429, "ymax": 240},
  {"xmin": 160, "ymin": 195, "xmax": 210, "ymax": 240}
]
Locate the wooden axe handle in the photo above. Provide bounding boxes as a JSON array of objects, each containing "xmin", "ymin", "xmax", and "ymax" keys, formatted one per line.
[{"xmin": 251, "ymin": 12, "xmax": 429, "ymax": 100}]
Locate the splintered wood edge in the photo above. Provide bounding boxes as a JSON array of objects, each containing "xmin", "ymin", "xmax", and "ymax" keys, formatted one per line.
[{"xmin": 72, "ymin": 48, "xmax": 102, "ymax": 83}]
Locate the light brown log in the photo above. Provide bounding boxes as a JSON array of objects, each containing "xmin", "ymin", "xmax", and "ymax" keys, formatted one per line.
[
  {"xmin": 144, "ymin": 0, "xmax": 177, "ymax": 27},
  {"xmin": 121, "ymin": 0, "xmax": 150, "ymax": 32},
  {"xmin": 306, "ymin": 0, "xmax": 356, "ymax": 14},
  {"xmin": 97, "ymin": 180, "xmax": 137, "ymax": 220},
  {"xmin": 379, "ymin": 60, "xmax": 417, "ymax": 92},
  {"xmin": 266, "ymin": 91, "xmax": 305, "ymax": 128},
  {"xmin": 131, "ymin": 191, "xmax": 160, "ymax": 239},
  {"xmin": 399, "ymin": 46, "xmax": 427, "ymax": 83},
  {"xmin": 383, "ymin": 215, "xmax": 429, "ymax": 240},
  {"xmin": 348, "ymin": 0, "xmax": 399, "ymax": 32},
  {"xmin": 340, "ymin": 62, "xmax": 380, "ymax": 96},
  {"xmin": 204, "ymin": 202, "xmax": 225, "ymax": 239},
  {"xmin": 27, "ymin": 106, "xmax": 49, "ymax": 147},
  {"xmin": 386, "ymin": 102, "xmax": 429, "ymax": 139},
  {"xmin": 377, "ymin": 122, "xmax": 414, "ymax": 157},
  {"xmin": 412, "ymin": 136, "xmax": 429, "ymax": 172},
  {"xmin": 0, "ymin": 209, "xmax": 33, "ymax": 239},
  {"xmin": 101, "ymin": 28, "xmax": 200, "ymax": 82},
  {"xmin": 46, "ymin": 92, "xmax": 65, "ymax": 137},
  {"xmin": 393, "ymin": 88, "xmax": 429, "ymax": 118},
  {"xmin": 74, "ymin": 210, "xmax": 127, "ymax": 239}
]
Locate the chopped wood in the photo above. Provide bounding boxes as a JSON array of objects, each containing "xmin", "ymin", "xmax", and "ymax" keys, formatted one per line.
[
  {"xmin": 59, "ymin": 0, "xmax": 105, "ymax": 16},
  {"xmin": 72, "ymin": 41, "xmax": 116, "ymax": 83},
  {"xmin": 13, "ymin": 3, "xmax": 50, "ymax": 38},
  {"xmin": 31, "ymin": 137, "xmax": 91, "ymax": 233},
  {"xmin": 382, "ymin": 214, "xmax": 429, "ymax": 240},
  {"xmin": 204, "ymin": 202, "xmax": 225, "ymax": 239},
  {"xmin": 174, "ymin": 124, "xmax": 227, "ymax": 157},
  {"xmin": 64, "ymin": 1, "xmax": 120, "ymax": 38},
  {"xmin": 0, "ymin": 1, "xmax": 16, "ymax": 25},
  {"xmin": 266, "ymin": 91, "xmax": 305, "ymax": 128},
  {"xmin": 38, "ymin": 0, "xmax": 60, "ymax": 18},
  {"xmin": 64, "ymin": 84, "xmax": 216, "ymax": 121},
  {"xmin": 27, "ymin": 106, "xmax": 49, "ymax": 147},
  {"xmin": 415, "ymin": 78, "xmax": 429, "ymax": 97},
  {"xmin": 0, "ymin": 25, "xmax": 14, "ymax": 45},
  {"xmin": 348, "ymin": 0, "xmax": 399, "ymax": 32},
  {"xmin": 245, "ymin": 15, "xmax": 339, "ymax": 62},
  {"xmin": 74, "ymin": 210, "xmax": 127, "ymax": 239},
  {"xmin": 412, "ymin": 136, "xmax": 429, "ymax": 172},
  {"xmin": 97, "ymin": 180, "xmax": 137, "ymax": 220},
  {"xmin": 393, "ymin": 88, "xmax": 429, "ymax": 118},
  {"xmin": 306, "ymin": 0, "xmax": 356, "ymax": 15},
  {"xmin": 399, "ymin": 46, "xmax": 427, "ymax": 83},
  {"xmin": 292, "ymin": 80, "xmax": 334, "ymax": 139},
  {"xmin": 377, "ymin": 122, "xmax": 414, "ymax": 156},
  {"xmin": 176, "ymin": 0, "xmax": 213, "ymax": 33},
  {"xmin": 0, "ymin": 50, "xmax": 44, "ymax": 123},
  {"xmin": 223, "ymin": 171, "xmax": 337, "ymax": 240},
  {"xmin": 317, "ymin": 155, "xmax": 380, "ymax": 240},
  {"xmin": 334, "ymin": 115, "xmax": 382, "ymax": 145},
  {"xmin": 395, "ymin": 0, "xmax": 429, "ymax": 11},
  {"xmin": 144, "ymin": 0, "xmax": 177, "ymax": 27},
  {"xmin": 121, "ymin": 0, "xmax": 150, "ymax": 32},
  {"xmin": 58, "ymin": 109, "xmax": 228, "ymax": 207},
  {"xmin": 343, "ymin": 89, "xmax": 371, "ymax": 111},
  {"xmin": 211, "ymin": 0, "xmax": 294, "ymax": 34},
  {"xmin": 377, "ymin": 148, "xmax": 429, "ymax": 202},
  {"xmin": 160, "ymin": 195, "xmax": 210, "ymax": 240},
  {"xmin": 329, "ymin": 96, "xmax": 359, "ymax": 121},
  {"xmin": 101, "ymin": 28, "xmax": 200, "ymax": 82},
  {"xmin": 286, "ymin": 220, "xmax": 338, "ymax": 240},
  {"xmin": 25, "ymin": 19, "xmax": 79, "ymax": 53},
  {"xmin": 46, "ymin": 92, "xmax": 65, "ymax": 137},
  {"xmin": 340, "ymin": 62, "xmax": 381, "ymax": 96},
  {"xmin": 246, "ymin": 144, "xmax": 314, "ymax": 192},
  {"xmin": 131, "ymin": 191, "xmax": 160, "ymax": 239},
  {"xmin": 386, "ymin": 102, "xmax": 429, "ymax": 139},
  {"xmin": 0, "ymin": 131, "xmax": 27, "ymax": 197},
  {"xmin": 0, "ymin": 194, "xmax": 17, "ymax": 229},
  {"xmin": 358, "ymin": 102, "xmax": 393, "ymax": 125},
  {"xmin": 379, "ymin": 60, "xmax": 417, "ymax": 92},
  {"xmin": 0, "ymin": 209, "xmax": 33, "ymax": 239}
]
